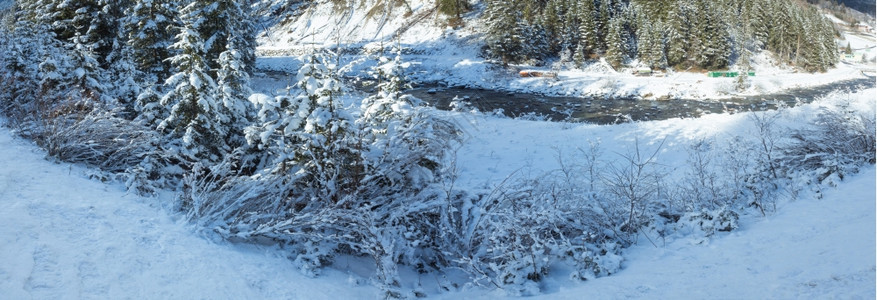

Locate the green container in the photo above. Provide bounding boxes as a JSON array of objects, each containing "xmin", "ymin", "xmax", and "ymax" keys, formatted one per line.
[{"xmin": 748, "ymin": 71, "xmax": 755, "ymax": 76}]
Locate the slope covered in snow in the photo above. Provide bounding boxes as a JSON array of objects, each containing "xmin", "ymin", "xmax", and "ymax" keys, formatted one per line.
[
  {"xmin": 553, "ymin": 164, "xmax": 875, "ymax": 299},
  {"xmin": 1, "ymin": 89, "xmax": 874, "ymax": 299},
  {"xmin": 0, "ymin": 128, "xmax": 381, "ymax": 299},
  {"xmin": 441, "ymin": 166, "xmax": 876, "ymax": 299}
]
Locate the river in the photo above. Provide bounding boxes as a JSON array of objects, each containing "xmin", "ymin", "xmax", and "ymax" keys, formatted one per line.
[
  {"xmin": 254, "ymin": 71, "xmax": 875, "ymax": 124},
  {"xmin": 406, "ymin": 76, "xmax": 876, "ymax": 124}
]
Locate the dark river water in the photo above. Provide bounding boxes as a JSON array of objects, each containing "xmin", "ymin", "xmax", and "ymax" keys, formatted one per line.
[
  {"xmin": 255, "ymin": 71, "xmax": 875, "ymax": 124},
  {"xmin": 406, "ymin": 76, "xmax": 876, "ymax": 124}
]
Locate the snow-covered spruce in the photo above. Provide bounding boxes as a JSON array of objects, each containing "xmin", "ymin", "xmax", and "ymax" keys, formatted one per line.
[{"xmin": 187, "ymin": 49, "xmax": 462, "ymax": 297}]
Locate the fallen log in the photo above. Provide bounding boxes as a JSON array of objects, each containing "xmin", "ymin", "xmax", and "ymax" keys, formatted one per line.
[{"xmin": 519, "ymin": 70, "xmax": 558, "ymax": 78}]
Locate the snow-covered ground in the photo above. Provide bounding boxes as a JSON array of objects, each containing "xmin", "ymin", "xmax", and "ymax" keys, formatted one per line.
[
  {"xmin": 549, "ymin": 165, "xmax": 875, "ymax": 299},
  {"xmin": 0, "ymin": 129, "xmax": 380, "ymax": 299},
  {"xmin": 1, "ymin": 88, "xmax": 874, "ymax": 298},
  {"xmin": 438, "ymin": 166, "xmax": 876, "ymax": 299}
]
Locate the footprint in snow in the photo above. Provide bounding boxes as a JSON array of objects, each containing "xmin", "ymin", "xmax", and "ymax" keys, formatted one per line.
[
  {"xmin": 24, "ymin": 245, "xmax": 63, "ymax": 297},
  {"xmin": 77, "ymin": 260, "xmax": 109, "ymax": 298}
]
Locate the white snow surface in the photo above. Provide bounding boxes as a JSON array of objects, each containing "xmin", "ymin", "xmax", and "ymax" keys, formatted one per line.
[
  {"xmin": 1, "ymin": 89, "xmax": 875, "ymax": 299},
  {"xmin": 0, "ymin": 130, "xmax": 380, "ymax": 299},
  {"xmin": 547, "ymin": 165, "xmax": 876, "ymax": 299}
]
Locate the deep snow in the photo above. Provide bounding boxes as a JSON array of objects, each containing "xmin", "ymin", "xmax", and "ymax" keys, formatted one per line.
[{"xmin": 1, "ymin": 89, "xmax": 874, "ymax": 299}]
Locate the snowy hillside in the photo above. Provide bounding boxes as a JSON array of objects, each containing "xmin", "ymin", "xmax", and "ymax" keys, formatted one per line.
[{"xmin": 2, "ymin": 86, "xmax": 874, "ymax": 298}]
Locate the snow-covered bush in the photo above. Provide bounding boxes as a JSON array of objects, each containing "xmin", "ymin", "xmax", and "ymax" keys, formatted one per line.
[
  {"xmin": 736, "ymin": 111, "xmax": 788, "ymax": 215},
  {"xmin": 440, "ymin": 142, "xmax": 625, "ymax": 293},
  {"xmin": 673, "ymin": 139, "xmax": 740, "ymax": 212},
  {"xmin": 784, "ymin": 96, "xmax": 876, "ymax": 185},
  {"xmin": 680, "ymin": 207, "xmax": 740, "ymax": 238},
  {"xmin": 599, "ymin": 140, "xmax": 667, "ymax": 245},
  {"xmin": 41, "ymin": 107, "xmax": 157, "ymax": 174},
  {"xmin": 568, "ymin": 241, "xmax": 624, "ymax": 282}
]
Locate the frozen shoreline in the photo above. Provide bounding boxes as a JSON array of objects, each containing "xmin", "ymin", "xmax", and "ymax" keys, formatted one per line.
[{"xmin": 256, "ymin": 46, "xmax": 873, "ymax": 101}]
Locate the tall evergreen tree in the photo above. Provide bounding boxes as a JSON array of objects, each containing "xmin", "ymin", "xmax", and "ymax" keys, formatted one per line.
[
  {"xmin": 697, "ymin": 2, "xmax": 731, "ymax": 69},
  {"xmin": 604, "ymin": 17, "xmax": 627, "ymax": 69},
  {"xmin": 125, "ymin": 0, "xmax": 179, "ymax": 84},
  {"xmin": 558, "ymin": 0, "xmax": 580, "ymax": 55},
  {"xmin": 179, "ymin": 0, "xmax": 257, "ymax": 76},
  {"xmin": 69, "ymin": 30, "xmax": 108, "ymax": 102},
  {"xmin": 216, "ymin": 40, "xmax": 253, "ymax": 149},
  {"xmin": 768, "ymin": 0, "xmax": 794, "ymax": 61},
  {"xmin": 574, "ymin": 0, "xmax": 599, "ymax": 65},
  {"xmin": 107, "ymin": 40, "xmax": 142, "ymax": 117},
  {"xmin": 159, "ymin": 20, "xmax": 225, "ymax": 164},
  {"xmin": 541, "ymin": 0, "xmax": 563, "ymax": 52},
  {"xmin": 484, "ymin": 0, "xmax": 524, "ymax": 65},
  {"xmin": 637, "ymin": 22, "xmax": 666, "ymax": 69},
  {"xmin": 665, "ymin": 4, "xmax": 691, "ymax": 68},
  {"xmin": 749, "ymin": 0, "xmax": 772, "ymax": 49}
]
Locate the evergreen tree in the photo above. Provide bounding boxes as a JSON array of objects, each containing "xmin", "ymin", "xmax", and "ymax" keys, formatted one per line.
[
  {"xmin": 361, "ymin": 43, "xmax": 416, "ymax": 130},
  {"xmin": 2, "ymin": 1, "xmax": 56, "ymax": 110},
  {"xmin": 107, "ymin": 41, "xmax": 143, "ymax": 117},
  {"xmin": 631, "ymin": 0, "xmax": 674, "ymax": 22},
  {"xmin": 666, "ymin": 4, "xmax": 691, "ymax": 68},
  {"xmin": 69, "ymin": 30, "xmax": 108, "ymax": 102},
  {"xmin": 56, "ymin": 0, "xmax": 123, "ymax": 68},
  {"xmin": 135, "ymin": 85, "xmax": 167, "ymax": 128},
  {"xmin": 180, "ymin": 0, "xmax": 257, "ymax": 76},
  {"xmin": 637, "ymin": 23, "xmax": 666, "ymax": 69},
  {"xmin": 246, "ymin": 52, "xmax": 352, "ymax": 185},
  {"xmin": 698, "ymin": 3, "xmax": 731, "ymax": 69},
  {"xmin": 159, "ymin": 20, "xmax": 226, "ymax": 164},
  {"xmin": 558, "ymin": 0, "xmax": 580, "ymax": 56},
  {"xmin": 125, "ymin": 0, "xmax": 179, "ymax": 84},
  {"xmin": 749, "ymin": 0, "xmax": 772, "ymax": 49},
  {"xmin": 597, "ymin": 0, "xmax": 615, "ymax": 51},
  {"xmin": 484, "ymin": 0, "xmax": 524, "ymax": 65},
  {"xmin": 797, "ymin": 8, "xmax": 839, "ymax": 72},
  {"xmin": 215, "ymin": 41, "xmax": 253, "ymax": 149},
  {"xmin": 437, "ymin": 0, "xmax": 470, "ymax": 23},
  {"xmin": 604, "ymin": 17, "xmax": 627, "ymax": 69},
  {"xmin": 292, "ymin": 52, "xmax": 353, "ymax": 200},
  {"xmin": 92, "ymin": 0, "xmax": 131, "ymax": 68},
  {"xmin": 541, "ymin": 0, "xmax": 563, "ymax": 52},
  {"xmin": 30, "ymin": 0, "xmax": 110, "ymax": 103},
  {"xmin": 574, "ymin": 0, "xmax": 599, "ymax": 66},
  {"xmin": 768, "ymin": 0, "xmax": 794, "ymax": 62}
]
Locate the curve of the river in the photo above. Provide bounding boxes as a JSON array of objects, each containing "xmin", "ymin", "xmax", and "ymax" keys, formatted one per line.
[{"xmin": 407, "ymin": 76, "xmax": 875, "ymax": 124}]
